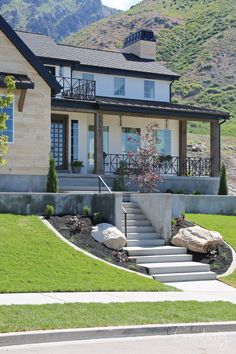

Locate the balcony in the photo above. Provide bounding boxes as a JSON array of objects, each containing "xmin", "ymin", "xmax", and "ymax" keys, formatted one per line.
[
  {"xmin": 104, "ymin": 154, "xmax": 212, "ymax": 177},
  {"xmin": 56, "ymin": 76, "xmax": 96, "ymax": 101}
]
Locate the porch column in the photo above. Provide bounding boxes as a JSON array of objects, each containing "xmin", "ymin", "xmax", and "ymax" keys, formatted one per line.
[
  {"xmin": 179, "ymin": 120, "xmax": 187, "ymax": 176},
  {"xmin": 210, "ymin": 121, "xmax": 220, "ymax": 177},
  {"xmin": 94, "ymin": 112, "xmax": 104, "ymax": 175}
]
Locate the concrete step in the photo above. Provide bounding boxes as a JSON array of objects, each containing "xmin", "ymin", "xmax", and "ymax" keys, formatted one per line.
[
  {"xmin": 125, "ymin": 213, "xmax": 146, "ymax": 220},
  {"xmin": 153, "ymin": 271, "xmax": 216, "ymax": 283},
  {"xmin": 123, "ymin": 219, "xmax": 152, "ymax": 226},
  {"xmin": 132, "ymin": 254, "xmax": 193, "ymax": 264},
  {"xmin": 123, "ymin": 208, "xmax": 143, "ymax": 214},
  {"xmin": 123, "ymin": 202, "xmax": 139, "ymax": 208},
  {"xmin": 127, "ymin": 239, "xmax": 165, "ymax": 247},
  {"xmin": 140, "ymin": 261, "xmax": 210, "ymax": 275},
  {"xmin": 124, "ymin": 246, "xmax": 187, "ymax": 257},
  {"xmin": 124, "ymin": 226, "xmax": 155, "ymax": 233},
  {"xmin": 60, "ymin": 186, "xmax": 107, "ymax": 192},
  {"xmin": 127, "ymin": 233, "xmax": 161, "ymax": 240}
]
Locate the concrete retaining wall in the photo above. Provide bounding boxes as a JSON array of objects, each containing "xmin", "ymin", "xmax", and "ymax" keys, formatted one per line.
[
  {"xmin": 0, "ymin": 193, "xmax": 122, "ymax": 228},
  {"xmin": 130, "ymin": 193, "xmax": 172, "ymax": 243},
  {"xmin": 172, "ymin": 195, "xmax": 236, "ymax": 217}
]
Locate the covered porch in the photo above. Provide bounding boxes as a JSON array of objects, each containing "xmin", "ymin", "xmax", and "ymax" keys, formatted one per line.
[{"xmin": 91, "ymin": 98, "xmax": 228, "ymax": 179}]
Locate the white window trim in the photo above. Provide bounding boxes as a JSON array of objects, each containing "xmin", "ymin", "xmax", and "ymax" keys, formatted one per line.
[{"xmin": 0, "ymin": 94, "xmax": 14, "ymax": 144}]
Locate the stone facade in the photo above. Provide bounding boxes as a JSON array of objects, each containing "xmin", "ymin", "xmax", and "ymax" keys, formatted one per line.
[{"xmin": 0, "ymin": 31, "xmax": 51, "ymax": 186}]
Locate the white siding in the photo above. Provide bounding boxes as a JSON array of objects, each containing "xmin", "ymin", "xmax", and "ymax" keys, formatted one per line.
[{"xmin": 73, "ymin": 71, "xmax": 171, "ymax": 102}]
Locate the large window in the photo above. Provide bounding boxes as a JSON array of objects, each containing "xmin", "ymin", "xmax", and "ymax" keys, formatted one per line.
[
  {"xmin": 88, "ymin": 125, "xmax": 109, "ymax": 167},
  {"xmin": 155, "ymin": 129, "xmax": 171, "ymax": 156},
  {"xmin": 114, "ymin": 77, "xmax": 125, "ymax": 96},
  {"xmin": 122, "ymin": 127, "xmax": 141, "ymax": 153},
  {"xmin": 144, "ymin": 80, "xmax": 155, "ymax": 99},
  {"xmin": 71, "ymin": 120, "xmax": 79, "ymax": 162},
  {"xmin": 0, "ymin": 96, "xmax": 14, "ymax": 143},
  {"xmin": 82, "ymin": 73, "xmax": 94, "ymax": 81}
]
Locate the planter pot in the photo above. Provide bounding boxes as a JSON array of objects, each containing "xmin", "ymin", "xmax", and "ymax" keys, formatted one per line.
[{"xmin": 71, "ymin": 166, "xmax": 82, "ymax": 174}]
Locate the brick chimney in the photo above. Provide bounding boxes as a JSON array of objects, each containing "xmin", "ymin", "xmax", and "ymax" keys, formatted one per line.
[{"xmin": 122, "ymin": 29, "xmax": 156, "ymax": 61}]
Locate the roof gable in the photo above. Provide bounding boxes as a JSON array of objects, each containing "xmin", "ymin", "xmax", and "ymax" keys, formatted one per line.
[{"xmin": 0, "ymin": 16, "xmax": 61, "ymax": 94}]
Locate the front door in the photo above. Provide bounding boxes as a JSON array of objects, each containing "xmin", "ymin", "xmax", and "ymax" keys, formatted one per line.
[{"xmin": 51, "ymin": 115, "xmax": 67, "ymax": 170}]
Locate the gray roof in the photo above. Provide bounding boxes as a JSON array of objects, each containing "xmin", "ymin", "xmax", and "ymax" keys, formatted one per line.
[{"xmin": 17, "ymin": 31, "xmax": 180, "ymax": 79}]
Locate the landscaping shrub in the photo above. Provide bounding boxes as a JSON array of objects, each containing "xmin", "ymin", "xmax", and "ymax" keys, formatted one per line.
[
  {"xmin": 45, "ymin": 204, "xmax": 55, "ymax": 218},
  {"xmin": 46, "ymin": 156, "xmax": 58, "ymax": 193},
  {"xmin": 218, "ymin": 164, "xmax": 228, "ymax": 195},
  {"xmin": 83, "ymin": 205, "xmax": 91, "ymax": 216},
  {"xmin": 92, "ymin": 212, "xmax": 103, "ymax": 225}
]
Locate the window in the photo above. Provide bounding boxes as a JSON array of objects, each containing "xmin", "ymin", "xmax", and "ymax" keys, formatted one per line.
[
  {"xmin": 88, "ymin": 125, "xmax": 109, "ymax": 166},
  {"xmin": 155, "ymin": 129, "xmax": 171, "ymax": 156},
  {"xmin": 59, "ymin": 66, "xmax": 64, "ymax": 77},
  {"xmin": 114, "ymin": 77, "xmax": 125, "ymax": 96},
  {"xmin": 122, "ymin": 127, "xmax": 141, "ymax": 153},
  {"xmin": 0, "ymin": 96, "xmax": 14, "ymax": 143},
  {"xmin": 71, "ymin": 120, "xmax": 79, "ymax": 162},
  {"xmin": 82, "ymin": 73, "xmax": 94, "ymax": 81},
  {"xmin": 144, "ymin": 80, "xmax": 155, "ymax": 99}
]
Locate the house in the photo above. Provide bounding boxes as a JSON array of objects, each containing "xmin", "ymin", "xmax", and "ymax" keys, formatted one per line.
[{"xmin": 0, "ymin": 15, "xmax": 230, "ymax": 193}]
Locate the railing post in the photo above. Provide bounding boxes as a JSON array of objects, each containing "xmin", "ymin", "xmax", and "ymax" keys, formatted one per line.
[{"xmin": 98, "ymin": 177, "xmax": 101, "ymax": 193}]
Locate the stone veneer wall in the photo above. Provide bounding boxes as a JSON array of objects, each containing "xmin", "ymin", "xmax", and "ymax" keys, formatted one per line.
[{"xmin": 0, "ymin": 30, "xmax": 51, "ymax": 191}]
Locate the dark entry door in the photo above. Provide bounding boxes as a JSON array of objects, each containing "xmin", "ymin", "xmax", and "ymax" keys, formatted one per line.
[{"xmin": 51, "ymin": 115, "xmax": 67, "ymax": 170}]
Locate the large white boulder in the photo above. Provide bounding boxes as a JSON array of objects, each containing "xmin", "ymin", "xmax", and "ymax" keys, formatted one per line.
[
  {"xmin": 171, "ymin": 226, "xmax": 224, "ymax": 253},
  {"xmin": 91, "ymin": 223, "xmax": 127, "ymax": 250}
]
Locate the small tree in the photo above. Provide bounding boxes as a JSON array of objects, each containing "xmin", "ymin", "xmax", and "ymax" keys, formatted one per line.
[
  {"xmin": 218, "ymin": 164, "xmax": 228, "ymax": 195},
  {"xmin": 0, "ymin": 76, "xmax": 15, "ymax": 165},
  {"xmin": 127, "ymin": 122, "xmax": 162, "ymax": 193},
  {"xmin": 46, "ymin": 156, "xmax": 59, "ymax": 193}
]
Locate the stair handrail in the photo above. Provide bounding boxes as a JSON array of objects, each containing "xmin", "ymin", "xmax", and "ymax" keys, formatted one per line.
[{"xmin": 98, "ymin": 176, "xmax": 127, "ymax": 238}]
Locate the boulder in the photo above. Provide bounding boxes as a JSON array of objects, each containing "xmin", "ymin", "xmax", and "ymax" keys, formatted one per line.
[
  {"xmin": 91, "ymin": 223, "xmax": 127, "ymax": 250},
  {"xmin": 171, "ymin": 226, "xmax": 223, "ymax": 253}
]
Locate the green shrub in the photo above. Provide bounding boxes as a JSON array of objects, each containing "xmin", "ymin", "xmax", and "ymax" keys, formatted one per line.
[
  {"xmin": 45, "ymin": 204, "xmax": 55, "ymax": 218},
  {"xmin": 92, "ymin": 212, "xmax": 103, "ymax": 225},
  {"xmin": 83, "ymin": 205, "xmax": 91, "ymax": 216},
  {"xmin": 218, "ymin": 164, "xmax": 228, "ymax": 195},
  {"xmin": 46, "ymin": 156, "xmax": 58, "ymax": 193}
]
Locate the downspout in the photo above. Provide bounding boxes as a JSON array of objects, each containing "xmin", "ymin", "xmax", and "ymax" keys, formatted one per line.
[
  {"xmin": 219, "ymin": 117, "xmax": 227, "ymax": 170},
  {"xmin": 169, "ymin": 79, "xmax": 174, "ymax": 103}
]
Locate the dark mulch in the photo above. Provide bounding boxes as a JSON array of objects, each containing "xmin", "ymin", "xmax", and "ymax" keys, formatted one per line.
[
  {"xmin": 171, "ymin": 218, "xmax": 233, "ymax": 275},
  {"xmin": 49, "ymin": 215, "xmax": 148, "ymax": 275}
]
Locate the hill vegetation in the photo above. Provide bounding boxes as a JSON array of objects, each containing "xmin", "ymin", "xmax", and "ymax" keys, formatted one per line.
[
  {"xmin": 65, "ymin": 0, "xmax": 236, "ymax": 136},
  {"xmin": 0, "ymin": 0, "xmax": 119, "ymax": 41}
]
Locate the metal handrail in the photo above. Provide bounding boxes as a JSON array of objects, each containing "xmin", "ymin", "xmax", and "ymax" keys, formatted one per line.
[{"xmin": 98, "ymin": 175, "xmax": 127, "ymax": 238}]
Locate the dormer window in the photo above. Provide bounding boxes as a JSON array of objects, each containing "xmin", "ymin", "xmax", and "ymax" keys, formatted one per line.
[
  {"xmin": 114, "ymin": 77, "xmax": 125, "ymax": 96},
  {"xmin": 144, "ymin": 80, "xmax": 155, "ymax": 99}
]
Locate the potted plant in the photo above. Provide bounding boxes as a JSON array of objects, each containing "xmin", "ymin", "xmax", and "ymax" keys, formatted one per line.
[{"xmin": 71, "ymin": 160, "xmax": 84, "ymax": 173}]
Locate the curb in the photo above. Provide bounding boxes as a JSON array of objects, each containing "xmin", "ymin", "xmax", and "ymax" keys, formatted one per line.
[{"xmin": 1, "ymin": 322, "xmax": 236, "ymax": 347}]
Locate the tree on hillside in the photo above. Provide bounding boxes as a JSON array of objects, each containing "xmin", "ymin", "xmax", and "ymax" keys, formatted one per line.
[
  {"xmin": 0, "ymin": 76, "xmax": 15, "ymax": 165},
  {"xmin": 218, "ymin": 164, "xmax": 228, "ymax": 195}
]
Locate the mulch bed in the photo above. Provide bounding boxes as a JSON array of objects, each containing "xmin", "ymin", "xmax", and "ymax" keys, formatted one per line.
[
  {"xmin": 48, "ymin": 215, "xmax": 148, "ymax": 275},
  {"xmin": 171, "ymin": 218, "xmax": 233, "ymax": 275}
]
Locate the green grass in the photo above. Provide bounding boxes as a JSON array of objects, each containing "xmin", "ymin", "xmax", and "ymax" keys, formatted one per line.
[
  {"xmin": 0, "ymin": 214, "xmax": 174, "ymax": 293},
  {"xmin": 186, "ymin": 214, "xmax": 236, "ymax": 288},
  {"xmin": 0, "ymin": 301, "xmax": 236, "ymax": 333}
]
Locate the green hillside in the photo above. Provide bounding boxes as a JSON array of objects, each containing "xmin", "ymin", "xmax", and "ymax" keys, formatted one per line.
[
  {"xmin": 65, "ymin": 0, "xmax": 236, "ymax": 136},
  {"xmin": 0, "ymin": 0, "xmax": 119, "ymax": 41}
]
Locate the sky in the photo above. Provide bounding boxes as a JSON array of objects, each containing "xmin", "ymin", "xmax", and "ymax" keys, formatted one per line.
[{"xmin": 102, "ymin": 0, "xmax": 142, "ymax": 11}]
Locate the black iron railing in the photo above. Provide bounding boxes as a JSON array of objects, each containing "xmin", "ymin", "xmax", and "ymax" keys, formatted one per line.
[
  {"xmin": 56, "ymin": 76, "xmax": 96, "ymax": 101},
  {"xmin": 104, "ymin": 154, "xmax": 212, "ymax": 177}
]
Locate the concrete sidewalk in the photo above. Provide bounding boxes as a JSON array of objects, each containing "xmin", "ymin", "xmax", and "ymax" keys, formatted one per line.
[{"xmin": 0, "ymin": 281, "xmax": 235, "ymax": 306}]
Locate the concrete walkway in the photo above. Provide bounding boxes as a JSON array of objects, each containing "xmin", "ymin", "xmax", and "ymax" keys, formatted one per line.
[{"xmin": 0, "ymin": 281, "xmax": 235, "ymax": 306}]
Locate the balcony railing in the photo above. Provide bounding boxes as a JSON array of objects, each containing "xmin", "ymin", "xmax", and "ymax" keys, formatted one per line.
[
  {"xmin": 104, "ymin": 154, "xmax": 212, "ymax": 177},
  {"xmin": 56, "ymin": 76, "xmax": 96, "ymax": 101}
]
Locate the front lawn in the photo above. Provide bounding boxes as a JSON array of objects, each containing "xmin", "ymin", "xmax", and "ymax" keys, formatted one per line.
[
  {"xmin": 0, "ymin": 301, "xmax": 235, "ymax": 333},
  {"xmin": 0, "ymin": 215, "xmax": 174, "ymax": 293},
  {"xmin": 187, "ymin": 214, "xmax": 236, "ymax": 288}
]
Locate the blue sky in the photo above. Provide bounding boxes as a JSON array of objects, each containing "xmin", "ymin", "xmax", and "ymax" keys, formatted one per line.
[{"xmin": 102, "ymin": 0, "xmax": 142, "ymax": 11}]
